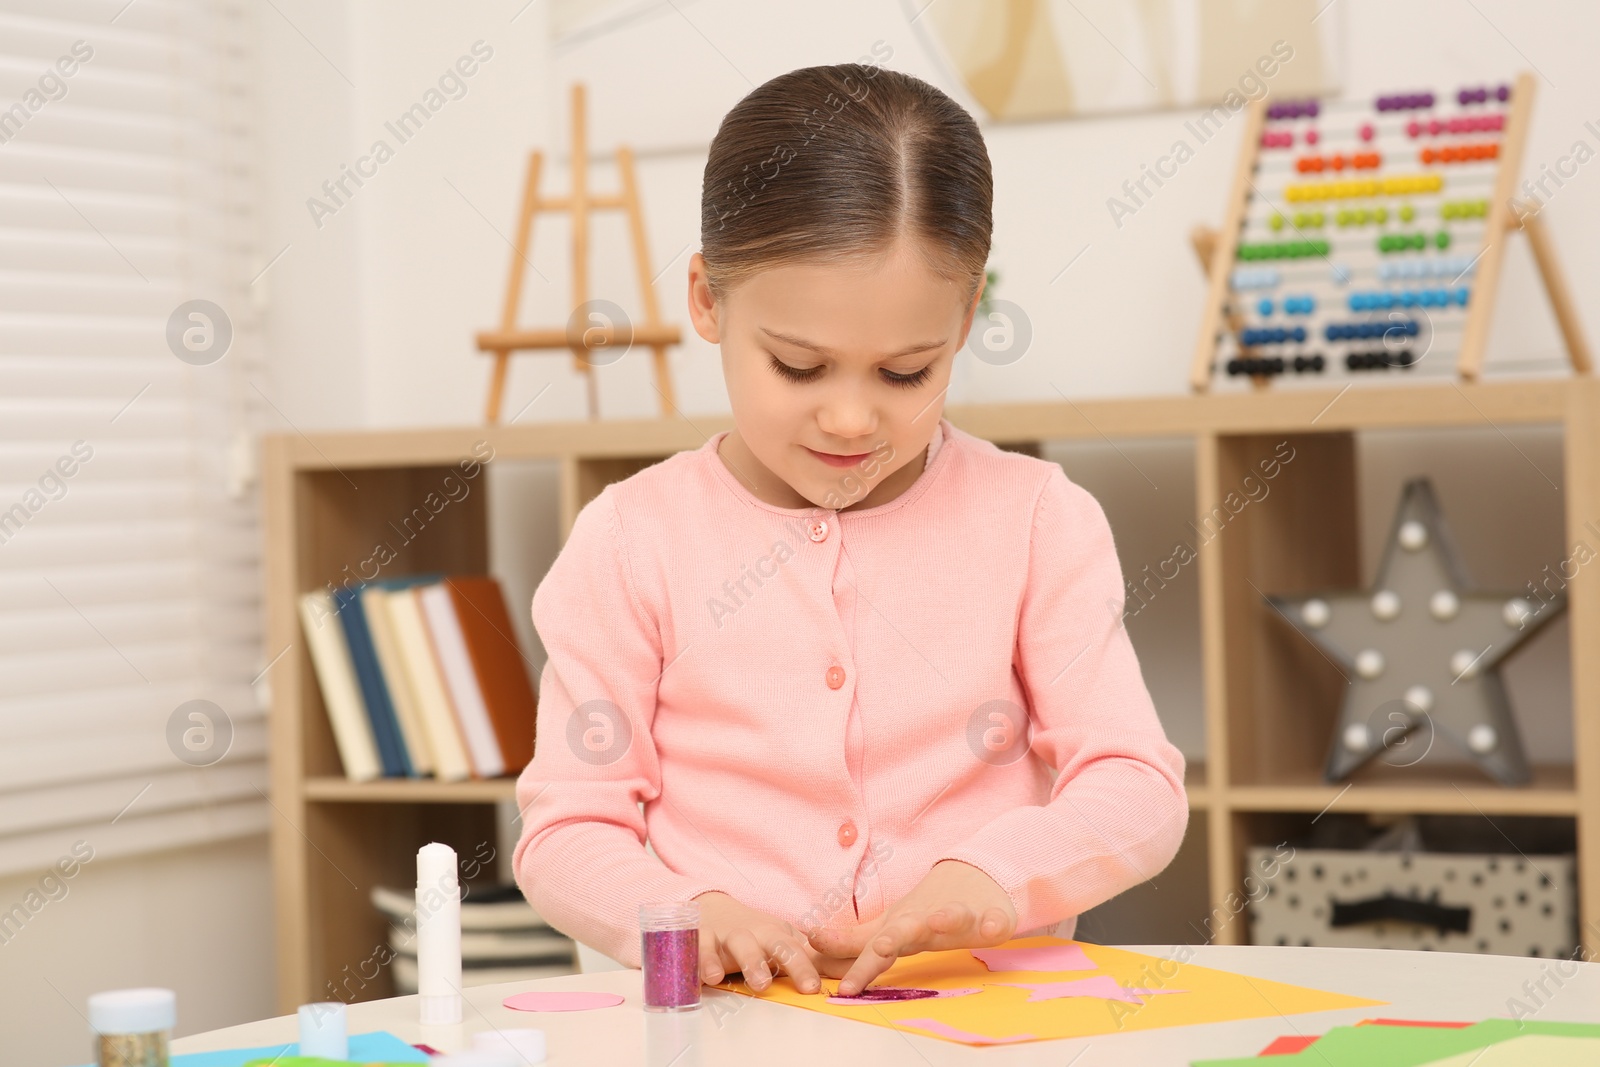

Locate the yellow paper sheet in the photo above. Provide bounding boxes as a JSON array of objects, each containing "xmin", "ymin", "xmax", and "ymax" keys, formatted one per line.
[
  {"xmin": 1420, "ymin": 1034, "xmax": 1600, "ymax": 1066},
  {"xmin": 714, "ymin": 936, "xmax": 1383, "ymax": 1046}
]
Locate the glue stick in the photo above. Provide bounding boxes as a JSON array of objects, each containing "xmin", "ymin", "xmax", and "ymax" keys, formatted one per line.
[{"xmin": 417, "ymin": 841, "xmax": 463, "ymax": 1025}]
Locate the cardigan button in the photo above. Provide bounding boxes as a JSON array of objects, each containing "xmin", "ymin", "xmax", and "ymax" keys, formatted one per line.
[
  {"xmin": 825, "ymin": 665, "xmax": 845, "ymax": 689},
  {"xmin": 807, "ymin": 519, "xmax": 829, "ymax": 542},
  {"xmin": 837, "ymin": 820, "xmax": 857, "ymax": 847}
]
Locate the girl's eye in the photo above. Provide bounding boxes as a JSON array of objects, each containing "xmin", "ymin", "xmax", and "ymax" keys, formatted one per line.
[
  {"xmin": 767, "ymin": 354, "xmax": 822, "ymax": 382},
  {"xmin": 766, "ymin": 353, "xmax": 933, "ymax": 388},
  {"xmin": 882, "ymin": 365, "xmax": 933, "ymax": 388}
]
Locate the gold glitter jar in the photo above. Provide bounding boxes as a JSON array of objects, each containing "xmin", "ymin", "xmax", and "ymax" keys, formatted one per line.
[{"xmin": 87, "ymin": 988, "xmax": 175, "ymax": 1067}]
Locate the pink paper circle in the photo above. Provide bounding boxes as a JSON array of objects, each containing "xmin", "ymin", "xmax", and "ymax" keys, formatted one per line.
[{"xmin": 502, "ymin": 990, "xmax": 625, "ymax": 1012}]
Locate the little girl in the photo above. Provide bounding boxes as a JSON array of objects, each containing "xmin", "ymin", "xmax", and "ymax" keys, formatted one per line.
[{"xmin": 514, "ymin": 62, "xmax": 1187, "ymax": 999}]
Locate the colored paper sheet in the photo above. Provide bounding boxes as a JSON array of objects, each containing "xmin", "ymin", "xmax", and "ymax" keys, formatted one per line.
[
  {"xmin": 1256, "ymin": 1021, "xmax": 1473, "ymax": 1057},
  {"xmin": 1420, "ymin": 1034, "xmax": 1600, "ymax": 1065},
  {"xmin": 713, "ymin": 936, "xmax": 1381, "ymax": 1046},
  {"xmin": 1259, "ymin": 1035, "xmax": 1319, "ymax": 1055},
  {"xmin": 996, "ymin": 975, "xmax": 1187, "ymax": 1005},
  {"xmin": 503, "ymin": 989, "xmax": 625, "ymax": 1011},
  {"xmin": 1195, "ymin": 1019, "xmax": 1600, "ymax": 1066},
  {"xmin": 971, "ymin": 942, "xmax": 1097, "ymax": 972},
  {"xmin": 71, "ymin": 1031, "xmax": 428, "ymax": 1067}
]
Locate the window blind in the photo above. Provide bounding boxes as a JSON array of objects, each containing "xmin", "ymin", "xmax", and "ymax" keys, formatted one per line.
[{"xmin": 0, "ymin": 0, "xmax": 269, "ymax": 877}]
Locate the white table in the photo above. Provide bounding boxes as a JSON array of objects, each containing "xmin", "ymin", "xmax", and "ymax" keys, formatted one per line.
[{"xmin": 173, "ymin": 946, "xmax": 1600, "ymax": 1065}]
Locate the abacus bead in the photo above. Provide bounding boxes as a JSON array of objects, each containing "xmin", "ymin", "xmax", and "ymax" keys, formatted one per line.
[
  {"xmin": 1307, "ymin": 99, "xmax": 1320, "ymax": 117},
  {"xmin": 1306, "ymin": 128, "xmax": 1319, "ymax": 145},
  {"xmin": 1259, "ymin": 297, "xmax": 1274, "ymax": 316},
  {"xmin": 1457, "ymin": 287, "xmax": 1471, "ymax": 305},
  {"xmin": 1497, "ymin": 84, "xmax": 1510, "ymax": 101},
  {"xmin": 1360, "ymin": 123, "xmax": 1374, "ymax": 141}
]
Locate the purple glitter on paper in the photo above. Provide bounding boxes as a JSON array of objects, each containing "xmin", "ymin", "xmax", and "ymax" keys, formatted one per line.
[
  {"xmin": 642, "ymin": 926, "xmax": 700, "ymax": 1009},
  {"xmin": 835, "ymin": 987, "xmax": 938, "ymax": 1002},
  {"xmin": 827, "ymin": 986, "xmax": 982, "ymax": 1005}
]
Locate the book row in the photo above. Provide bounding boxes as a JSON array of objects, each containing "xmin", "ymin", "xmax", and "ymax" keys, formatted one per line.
[{"xmin": 297, "ymin": 575, "xmax": 538, "ymax": 781}]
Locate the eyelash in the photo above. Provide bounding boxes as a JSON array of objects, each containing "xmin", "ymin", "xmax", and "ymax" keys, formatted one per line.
[{"xmin": 766, "ymin": 354, "xmax": 933, "ymax": 389}]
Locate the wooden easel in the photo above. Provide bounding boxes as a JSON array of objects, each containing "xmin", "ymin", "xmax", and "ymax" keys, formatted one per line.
[
  {"xmin": 476, "ymin": 83, "xmax": 680, "ymax": 423},
  {"xmin": 1188, "ymin": 71, "xmax": 1591, "ymax": 392}
]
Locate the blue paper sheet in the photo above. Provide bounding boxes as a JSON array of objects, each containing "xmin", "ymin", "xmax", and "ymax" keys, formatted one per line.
[{"xmin": 72, "ymin": 1029, "xmax": 428, "ymax": 1066}]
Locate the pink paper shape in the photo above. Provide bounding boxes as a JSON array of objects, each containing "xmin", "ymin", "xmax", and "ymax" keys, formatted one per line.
[
  {"xmin": 896, "ymin": 1018, "xmax": 1037, "ymax": 1045},
  {"xmin": 969, "ymin": 943, "xmax": 1097, "ymax": 972},
  {"xmin": 997, "ymin": 976, "xmax": 1187, "ymax": 1005},
  {"xmin": 827, "ymin": 986, "xmax": 982, "ymax": 1005},
  {"xmin": 502, "ymin": 990, "xmax": 626, "ymax": 1012}
]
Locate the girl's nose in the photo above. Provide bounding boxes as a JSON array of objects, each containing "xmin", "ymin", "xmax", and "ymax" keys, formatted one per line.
[{"xmin": 817, "ymin": 392, "xmax": 877, "ymax": 442}]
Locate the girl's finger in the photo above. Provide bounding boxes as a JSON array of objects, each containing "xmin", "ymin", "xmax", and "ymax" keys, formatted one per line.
[
  {"xmin": 766, "ymin": 936, "xmax": 822, "ymax": 995},
  {"xmin": 722, "ymin": 928, "xmax": 774, "ymax": 992},
  {"xmin": 810, "ymin": 952, "xmax": 855, "ymax": 980},
  {"xmin": 869, "ymin": 910, "xmax": 930, "ymax": 960},
  {"xmin": 700, "ymin": 932, "xmax": 725, "ymax": 985},
  {"xmin": 923, "ymin": 902, "xmax": 972, "ymax": 941},
  {"xmin": 839, "ymin": 913, "xmax": 923, "ymax": 996},
  {"xmin": 977, "ymin": 906, "xmax": 1014, "ymax": 943}
]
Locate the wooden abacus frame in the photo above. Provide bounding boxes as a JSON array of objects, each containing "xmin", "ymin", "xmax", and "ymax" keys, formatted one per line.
[{"xmin": 1189, "ymin": 72, "xmax": 1592, "ymax": 392}]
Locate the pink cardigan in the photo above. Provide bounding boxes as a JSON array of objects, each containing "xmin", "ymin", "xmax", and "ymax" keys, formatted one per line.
[{"xmin": 513, "ymin": 417, "xmax": 1188, "ymax": 967}]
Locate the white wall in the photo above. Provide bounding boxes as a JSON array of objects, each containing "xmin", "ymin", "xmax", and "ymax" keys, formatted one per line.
[
  {"xmin": 2, "ymin": 837, "xmax": 275, "ymax": 1067},
  {"xmin": 255, "ymin": 0, "xmax": 1599, "ymax": 431}
]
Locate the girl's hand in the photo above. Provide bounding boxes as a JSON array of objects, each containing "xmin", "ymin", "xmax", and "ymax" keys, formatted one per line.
[
  {"xmin": 805, "ymin": 860, "xmax": 1017, "ymax": 996},
  {"xmin": 693, "ymin": 891, "xmax": 833, "ymax": 994}
]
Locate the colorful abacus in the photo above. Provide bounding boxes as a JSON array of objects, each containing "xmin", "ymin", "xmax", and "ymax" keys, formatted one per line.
[{"xmin": 1197, "ymin": 76, "xmax": 1531, "ymax": 387}]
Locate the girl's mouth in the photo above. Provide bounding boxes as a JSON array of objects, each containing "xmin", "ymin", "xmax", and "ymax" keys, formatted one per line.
[{"xmin": 805, "ymin": 446, "xmax": 871, "ymax": 468}]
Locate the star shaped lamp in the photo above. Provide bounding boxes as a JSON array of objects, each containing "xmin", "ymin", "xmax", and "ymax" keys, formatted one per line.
[{"xmin": 1266, "ymin": 478, "xmax": 1564, "ymax": 786}]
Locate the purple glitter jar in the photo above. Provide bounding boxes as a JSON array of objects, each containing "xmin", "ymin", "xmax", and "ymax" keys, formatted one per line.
[{"xmin": 640, "ymin": 902, "xmax": 701, "ymax": 1012}]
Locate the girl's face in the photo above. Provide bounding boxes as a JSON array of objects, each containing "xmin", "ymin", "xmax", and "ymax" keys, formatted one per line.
[{"xmin": 687, "ymin": 238, "xmax": 983, "ymax": 512}]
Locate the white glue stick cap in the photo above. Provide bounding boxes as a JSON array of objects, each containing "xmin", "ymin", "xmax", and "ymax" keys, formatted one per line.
[
  {"xmin": 87, "ymin": 988, "xmax": 177, "ymax": 1034},
  {"xmin": 473, "ymin": 1028, "xmax": 547, "ymax": 1063},
  {"xmin": 298, "ymin": 1001, "xmax": 348, "ymax": 1059}
]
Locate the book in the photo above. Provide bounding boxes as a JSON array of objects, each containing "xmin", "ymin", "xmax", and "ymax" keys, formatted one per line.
[
  {"xmin": 297, "ymin": 590, "xmax": 381, "ymax": 782},
  {"xmin": 371, "ymin": 882, "xmax": 552, "ymax": 931},
  {"xmin": 333, "ymin": 584, "xmax": 413, "ymax": 777},
  {"xmin": 436, "ymin": 576, "xmax": 538, "ymax": 773},
  {"xmin": 419, "ymin": 582, "xmax": 507, "ymax": 778},
  {"xmin": 361, "ymin": 585, "xmax": 434, "ymax": 777},
  {"xmin": 392, "ymin": 955, "xmax": 575, "ymax": 993},
  {"xmin": 388, "ymin": 925, "xmax": 576, "ymax": 961},
  {"xmin": 386, "ymin": 586, "xmax": 474, "ymax": 782}
]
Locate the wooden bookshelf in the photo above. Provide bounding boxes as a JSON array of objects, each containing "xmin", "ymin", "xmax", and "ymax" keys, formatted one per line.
[{"xmin": 262, "ymin": 378, "xmax": 1600, "ymax": 1012}]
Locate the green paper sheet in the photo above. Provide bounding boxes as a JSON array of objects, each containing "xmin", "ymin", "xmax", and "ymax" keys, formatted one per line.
[
  {"xmin": 1192, "ymin": 1019, "xmax": 1600, "ymax": 1066},
  {"xmin": 1421, "ymin": 1034, "xmax": 1600, "ymax": 1066}
]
